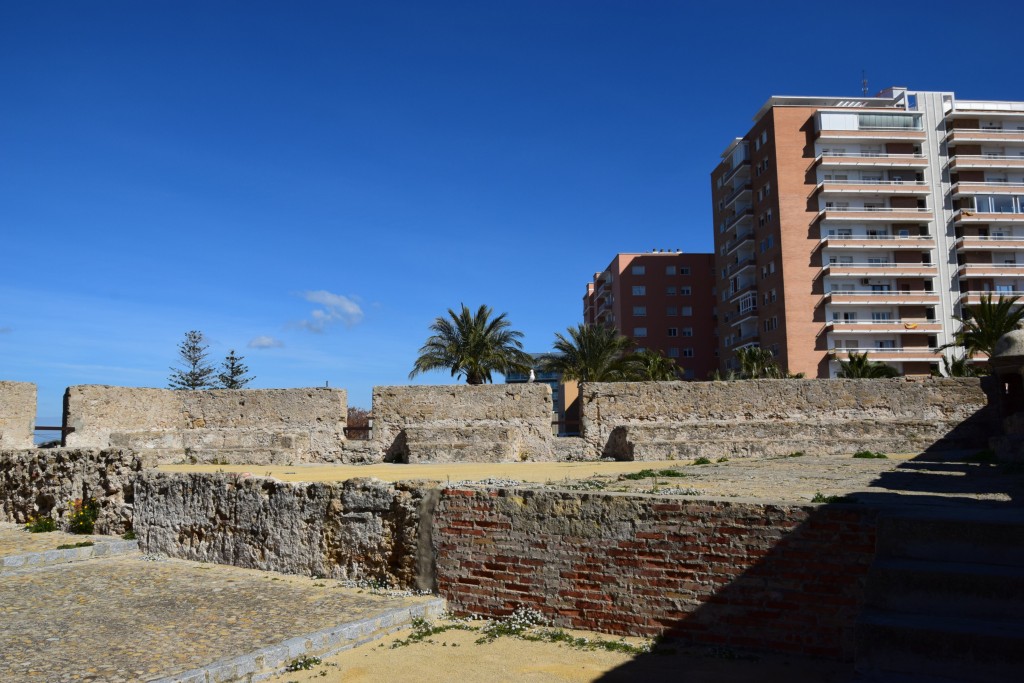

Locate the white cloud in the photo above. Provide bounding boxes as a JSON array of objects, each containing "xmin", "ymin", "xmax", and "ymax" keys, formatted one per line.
[
  {"xmin": 248, "ymin": 335, "xmax": 285, "ymax": 349},
  {"xmin": 297, "ymin": 290, "xmax": 364, "ymax": 332}
]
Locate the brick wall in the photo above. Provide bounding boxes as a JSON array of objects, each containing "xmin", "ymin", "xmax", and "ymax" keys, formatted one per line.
[{"xmin": 434, "ymin": 488, "xmax": 878, "ymax": 660}]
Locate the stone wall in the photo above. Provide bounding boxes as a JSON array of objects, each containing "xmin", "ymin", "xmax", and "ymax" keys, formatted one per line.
[
  {"xmin": 134, "ymin": 472, "xmax": 435, "ymax": 587},
  {"xmin": 372, "ymin": 384, "xmax": 555, "ymax": 462},
  {"xmin": 580, "ymin": 378, "xmax": 998, "ymax": 459},
  {"xmin": 0, "ymin": 381, "xmax": 36, "ymax": 449},
  {"xmin": 434, "ymin": 488, "xmax": 878, "ymax": 660},
  {"xmin": 0, "ymin": 449, "xmax": 145, "ymax": 535},
  {"xmin": 63, "ymin": 386, "xmax": 348, "ymax": 464}
]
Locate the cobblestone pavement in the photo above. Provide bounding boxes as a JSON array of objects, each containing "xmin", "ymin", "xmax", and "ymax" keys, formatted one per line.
[
  {"xmin": 0, "ymin": 551, "xmax": 438, "ymax": 683},
  {"xmin": 0, "ymin": 522, "xmax": 112, "ymax": 555}
]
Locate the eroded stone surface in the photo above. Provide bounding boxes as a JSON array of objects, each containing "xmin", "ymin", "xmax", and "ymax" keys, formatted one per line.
[{"xmin": 0, "ymin": 381, "xmax": 35, "ymax": 449}]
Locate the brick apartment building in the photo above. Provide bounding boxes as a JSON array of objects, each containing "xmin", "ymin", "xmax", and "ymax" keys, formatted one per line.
[
  {"xmin": 711, "ymin": 87, "xmax": 1024, "ymax": 377},
  {"xmin": 583, "ymin": 251, "xmax": 717, "ymax": 379}
]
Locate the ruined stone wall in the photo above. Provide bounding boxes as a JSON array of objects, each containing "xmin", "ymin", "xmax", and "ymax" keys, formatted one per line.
[
  {"xmin": 580, "ymin": 378, "xmax": 998, "ymax": 459},
  {"xmin": 434, "ymin": 488, "xmax": 878, "ymax": 660},
  {"xmin": 372, "ymin": 384, "xmax": 555, "ymax": 462},
  {"xmin": 63, "ymin": 386, "xmax": 348, "ymax": 464},
  {"xmin": 0, "ymin": 448, "xmax": 146, "ymax": 535},
  {"xmin": 134, "ymin": 472, "xmax": 433, "ymax": 587},
  {"xmin": 0, "ymin": 381, "xmax": 36, "ymax": 449}
]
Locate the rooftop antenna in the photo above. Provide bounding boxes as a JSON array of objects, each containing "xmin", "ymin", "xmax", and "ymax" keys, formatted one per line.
[{"xmin": 861, "ymin": 70, "xmax": 868, "ymax": 97}]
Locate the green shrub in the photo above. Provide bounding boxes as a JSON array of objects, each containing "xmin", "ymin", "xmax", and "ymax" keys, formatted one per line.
[
  {"xmin": 25, "ymin": 515, "xmax": 57, "ymax": 533},
  {"xmin": 621, "ymin": 469, "xmax": 687, "ymax": 481},
  {"xmin": 285, "ymin": 655, "xmax": 322, "ymax": 672},
  {"xmin": 67, "ymin": 498, "xmax": 100, "ymax": 534},
  {"xmin": 56, "ymin": 541, "xmax": 94, "ymax": 550},
  {"xmin": 852, "ymin": 450, "xmax": 887, "ymax": 459},
  {"xmin": 692, "ymin": 457, "xmax": 712, "ymax": 465}
]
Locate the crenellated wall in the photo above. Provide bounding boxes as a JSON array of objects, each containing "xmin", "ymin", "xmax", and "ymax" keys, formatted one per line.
[
  {"xmin": 579, "ymin": 378, "xmax": 998, "ymax": 459},
  {"xmin": 372, "ymin": 384, "xmax": 556, "ymax": 462},
  {"xmin": 0, "ymin": 381, "xmax": 36, "ymax": 449},
  {"xmin": 63, "ymin": 385, "xmax": 348, "ymax": 464}
]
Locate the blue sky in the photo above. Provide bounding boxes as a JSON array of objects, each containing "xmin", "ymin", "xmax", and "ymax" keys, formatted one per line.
[{"xmin": 3, "ymin": 0, "xmax": 1024, "ymax": 420}]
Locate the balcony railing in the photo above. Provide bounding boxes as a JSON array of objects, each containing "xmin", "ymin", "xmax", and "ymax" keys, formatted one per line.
[
  {"xmin": 828, "ymin": 347, "xmax": 942, "ymax": 359},
  {"xmin": 949, "ymin": 155, "xmax": 1024, "ymax": 169},
  {"xmin": 825, "ymin": 291, "xmax": 941, "ymax": 304},
  {"xmin": 724, "ymin": 208, "xmax": 753, "ymax": 231},
  {"xmin": 820, "ymin": 234, "xmax": 933, "ymax": 246},
  {"xmin": 821, "ymin": 206, "xmax": 931, "ymax": 213},
  {"xmin": 815, "ymin": 152, "xmax": 927, "ymax": 167},
  {"xmin": 721, "ymin": 160, "xmax": 751, "ymax": 185},
  {"xmin": 726, "ymin": 258, "xmax": 756, "ymax": 277},
  {"xmin": 958, "ymin": 263, "xmax": 1024, "ymax": 276},
  {"xmin": 826, "ymin": 319, "xmax": 941, "ymax": 333},
  {"xmin": 724, "ymin": 230, "xmax": 754, "ymax": 255},
  {"xmin": 723, "ymin": 183, "xmax": 752, "ymax": 208}
]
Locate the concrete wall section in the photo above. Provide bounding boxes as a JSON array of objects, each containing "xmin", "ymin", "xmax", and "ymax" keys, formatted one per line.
[
  {"xmin": 580, "ymin": 378, "xmax": 998, "ymax": 459},
  {"xmin": 0, "ymin": 448, "xmax": 144, "ymax": 534},
  {"xmin": 63, "ymin": 386, "xmax": 347, "ymax": 463},
  {"xmin": 134, "ymin": 472, "xmax": 431, "ymax": 587},
  {"xmin": 434, "ymin": 488, "xmax": 878, "ymax": 660},
  {"xmin": 0, "ymin": 381, "xmax": 36, "ymax": 449},
  {"xmin": 372, "ymin": 384, "xmax": 555, "ymax": 462}
]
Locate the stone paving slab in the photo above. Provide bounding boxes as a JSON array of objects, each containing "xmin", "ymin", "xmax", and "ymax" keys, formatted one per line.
[
  {"xmin": 0, "ymin": 555, "xmax": 443, "ymax": 683},
  {"xmin": 0, "ymin": 522, "xmax": 121, "ymax": 556}
]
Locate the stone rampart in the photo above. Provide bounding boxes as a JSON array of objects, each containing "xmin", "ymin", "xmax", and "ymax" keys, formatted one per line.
[
  {"xmin": 0, "ymin": 448, "xmax": 145, "ymax": 535},
  {"xmin": 372, "ymin": 384, "xmax": 555, "ymax": 462},
  {"xmin": 580, "ymin": 378, "xmax": 998, "ymax": 459},
  {"xmin": 134, "ymin": 472, "xmax": 433, "ymax": 587},
  {"xmin": 63, "ymin": 385, "xmax": 347, "ymax": 464},
  {"xmin": 434, "ymin": 488, "xmax": 878, "ymax": 660},
  {"xmin": 0, "ymin": 381, "xmax": 36, "ymax": 449}
]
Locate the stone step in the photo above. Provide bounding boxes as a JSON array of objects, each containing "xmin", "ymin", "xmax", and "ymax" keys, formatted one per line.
[
  {"xmin": 876, "ymin": 508, "xmax": 1024, "ymax": 566},
  {"xmin": 855, "ymin": 609, "xmax": 1024, "ymax": 683},
  {"xmin": 866, "ymin": 557, "xmax": 1024, "ymax": 621}
]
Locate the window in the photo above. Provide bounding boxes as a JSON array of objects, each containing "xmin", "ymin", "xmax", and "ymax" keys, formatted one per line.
[
  {"xmin": 633, "ymin": 306, "xmax": 647, "ymax": 317},
  {"xmin": 667, "ymin": 347, "xmax": 680, "ymax": 358},
  {"xmin": 763, "ymin": 316, "xmax": 778, "ymax": 332},
  {"xmin": 680, "ymin": 267, "xmax": 691, "ymax": 276},
  {"xmin": 631, "ymin": 265, "xmax": 646, "ymax": 275},
  {"xmin": 668, "ymin": 328, "xmax": 678, "ymax": 337},
  {"xmin": 666, "ymin": 306, "xmax": 677, "ymax": 316},
  {"xmin": 666, "ymin": 286, "xmax": 677, "ymax": 296},
  {"xmin": 680, "ymin": 286, "xmax": 692, "ymax": 296},
  {"xmin": 665, "ymin": 266, "xmax": 676, "ymax": 275},
  {"xmin": 633, "ymin": 327, "xmax": 648, "ymax": 338},
  {"xmin": 681, "ymin": 306, "xmax": 693, "ymax": 316},
  {"xmin": 632, "ymin": 285, "xmax": 646, "ymax": 296},
  {"xmin": 682, "ymin": 348, "xmax": 695, "ymax": 358},
  {"xmin": 682, "ymin": 327, "xmax": 693, "ymax": 337}
]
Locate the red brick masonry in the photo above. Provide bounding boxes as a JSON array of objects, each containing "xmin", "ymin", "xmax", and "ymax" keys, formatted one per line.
[{"xmin": 435, "ymin": 488, "xmax": 878, "ymax": 660}]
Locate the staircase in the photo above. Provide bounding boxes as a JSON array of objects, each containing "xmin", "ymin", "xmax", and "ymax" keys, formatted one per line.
[{"xmin": 856, "ymin": 507, "xmax": 1024, "ymax": 682}]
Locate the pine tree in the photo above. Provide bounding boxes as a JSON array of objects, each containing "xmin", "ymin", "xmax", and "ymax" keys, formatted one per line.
[
  {"xmin": 217, "ymin": 349, "xmax": 254, "ymax": 389},
  {"xmin": 168, "ymin": 330, "xmax": 217, "ymax": 390}
]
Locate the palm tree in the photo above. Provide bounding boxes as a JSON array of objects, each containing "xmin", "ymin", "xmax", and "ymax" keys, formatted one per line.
[
  {"xmin": 626, "ymin": 349, "xmax": 682, "ymax": 381},
  {"xmin": 539, "ymin": 324, "xmax": 635, "ymax": 382},
  {"xmin": 837, "ymin": 351, "xmax": 899, "ymax": 378},
  {"xmin": 945, "ymin": 294, "xmax": 1024, "ymax": 361},
  {"xmin": 735, "ymin": 346, "xmax": 784, "ymax": 379},
  {"xmin": 409, "ymin": 304, "xmax": 532, "ymax": 385},
  {"xmin": 939, "ymin": 354, "xmax": 987, "ymax": 377}
]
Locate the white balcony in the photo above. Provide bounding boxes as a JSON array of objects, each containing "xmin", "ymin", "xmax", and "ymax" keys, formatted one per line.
[
  {"xmin": 946, "ymin": 129, "xmax": 1024, "ymax": 144},
  {"xmin": 820, "ymin": 235, "xmax": 934, "ymax": 250},
  {"xmin": 818, "ymin": 128, "xmax": 926, "ymax": 142},
  {"xmin": 960, "ymin": 291, "xmax": 1024, "ymax": 305},
  {"xmin": 815, "ymin": 153, "xmax": 928, "ymax": 169},
  {"xmin": 949, "ymin": 155, "xmax": 1024, "ymax": 171},
  {"xmin": 827, "ymin": 347, "xmax": 942, "ymax": 362},
  {"xmin": 824, "ymin": 291, "xmax": 941, "ymax": 306},
  {"xmin": 957, "ymin": 263, "xmax": 1024, "ymax": 278},
  {"xmin": 955, "ymin": 209, "xmax": 1024, "ymax": 224},
  {"xmin": 824, "ymin": 263, "xmax": 937, "ymax": 278},
  {"xmin": 816, "ymin": 179, "xmax": 930, "ymax": 196},
  {"xmin": 951, "ymin": 182, "xmax": 1024, "ymax": 198},
  {"xmin": 819, "ymin": 206, "xmax": 933, "ymax": 222},
  {"xmin": 955, "ymin": 236, "xmax": 1024, "ymax": 251},
  {"xmin": 825, "ymin": 320, "xmax": 942, "ymax": 334}
]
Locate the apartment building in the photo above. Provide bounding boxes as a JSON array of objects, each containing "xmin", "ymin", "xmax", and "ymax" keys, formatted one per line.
[
  {"xmin": 711, "ymin": 87, "xmax": 1024, "ymax": 377},
  {"xmin": 583, "ymin": 251, "xmax": 717, "ymax": 379}
]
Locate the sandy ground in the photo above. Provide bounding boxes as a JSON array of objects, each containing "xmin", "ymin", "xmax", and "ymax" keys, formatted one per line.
[{"xmin": 261, "ymin": 619, "xmax": 854, "ymax": 683}]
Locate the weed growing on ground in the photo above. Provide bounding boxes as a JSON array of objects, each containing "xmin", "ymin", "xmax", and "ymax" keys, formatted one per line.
[
  {"xmin": 812, "ymin": 492, "xmax": 856, "ymax": 504},
  {"xmin": 284, "ymin": 655, "xmax": 322, "ymax": 671},
  {"xmin": 25, "ymin": 515, "xmax": 56, "ymax": 533},
  {"xmin": 560, "ymin": 478, "xmax": 608, "ymax": 491},
  {"xmin": 692, "ymin": 457, "xmax": 712, "ymax": 465},
  {"xmin": 67, "ymin": 498, "xmax": 99, "ymax": 534},
  {"xmin": 121, "ymin": 530, "xmax": 137, "ymax": 540},
  {"xmin": 782, "ymin": 451, "xmax": 806, "ymax": 458},
  {"xmin": 716, "ymin": 457, "xmax": 729, "ymax": 463},
  {"xmin": 852, "ymin": 450, "xmax": 887, "ymax": 459},
  {"xmin": 56, "ymin": 541, "xmax": 94, "ymax": 550},
  {"xmin": 390, "ymin": 617, "xmax": 475, "ymax": 648},
  {"xmin": 621, "ymin": 469, "xmax": 688, "ymax": 481}
]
